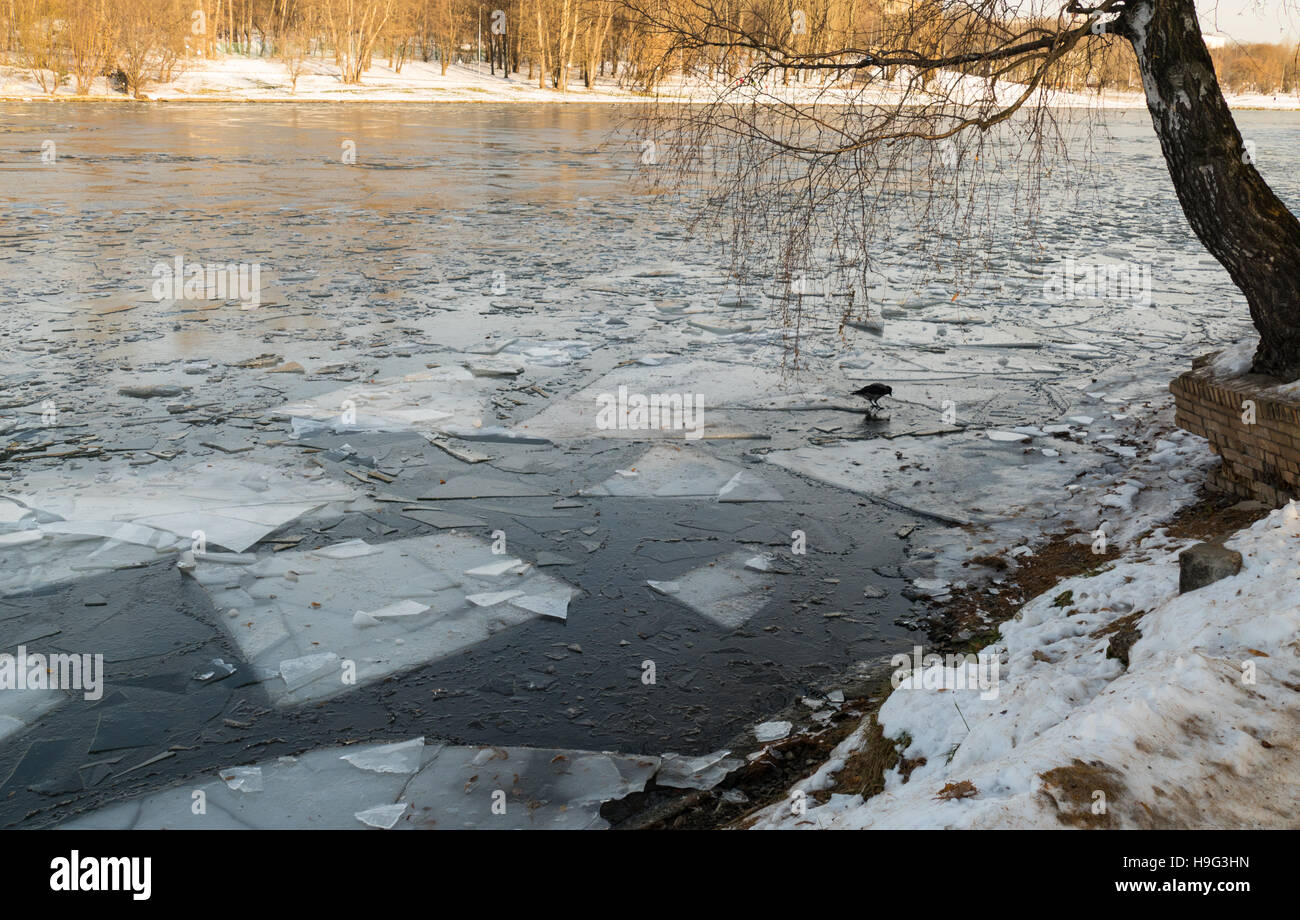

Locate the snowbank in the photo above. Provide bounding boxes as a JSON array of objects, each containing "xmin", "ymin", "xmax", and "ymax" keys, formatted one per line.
[
  {"xmin": 753, "ymin": 501, "xmax": 1300, "ymax": 829},
  {"xmin": 5, "ymin": 54, "xmax": 1298, "ymax": 108}
]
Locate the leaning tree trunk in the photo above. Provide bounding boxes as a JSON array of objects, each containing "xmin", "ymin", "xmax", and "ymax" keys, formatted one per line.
[{"xmin": 1118, "ymin": 0, "xmax": 1300, "ymax": 380}]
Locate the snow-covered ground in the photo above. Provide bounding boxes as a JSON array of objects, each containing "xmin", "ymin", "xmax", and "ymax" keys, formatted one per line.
[
  {"xmin": 4, "ymin": 53, "xmax": 1300, "ymax": 109},
  {"xmin": 753, "ymin": 498, "xmax": 1300, "ymax": 828}
]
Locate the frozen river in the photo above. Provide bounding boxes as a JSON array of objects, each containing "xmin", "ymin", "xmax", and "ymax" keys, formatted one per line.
[{"xmin": 0, "ymin": 102, "xmax": 1296, "ymax": 827}]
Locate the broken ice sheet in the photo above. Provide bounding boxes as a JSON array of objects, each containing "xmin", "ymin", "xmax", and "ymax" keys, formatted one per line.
[
  {"xmin": 765, "ymin": 431, "xmax": 1109, "ymax": 527},
  {"xmin": 193, "ymin": 658, "xmax": 237, "ymax": 683},
  {"xmin": 4, "ymin": 460, "xmax": 353, "ymax": 588},
  {"xmin": 62, "ymin": 737, "xmax": 660, "ymax": 830},
  {"xmin": 0, "ymin": 688, "xmax": 68, "ymax": 747},
  {"xmin": 510, "ymin": 592, "xmax": 570, "ymax": 621},
  {"xmin": 185, "ymin": 532, "xmax": 577, "ymax": 706},
  {"xmin": 582, "ymin": 445, "xmax": 781, "ymax": 502},
  {"xmin": 355, "ymin": 803, "xmax": 409, "ymax": 829},
  {"xmin": 219, "ymin": 766, "xmax": 264, "ymax": 793},
  {"xmin": 518, "ymin": 359, "xmax": 796, "ymax": 440},
  {"xmin": 272, "ymin": 368, "xmax": 487, "ymax": 434},
  {"xmin": 278, "ymin": 652, "xmax": 341, "ymax": 691},
  {"xmin": 341, "ymin": 737, "xmax": 425, "ymax": 774},
  {"xmin": 464, "ymin": 558, "xmax": 527, "ymax": 577},
  {"xmin": 466, "ymin": 590, "xmax": 524, "ymax": 607},
  {"xmin": 353, "ymin": 599, "xmax": 429, "ymax": 627},
  {"xmin": 649, "ymin": 549, "xmax": 776, "ymax": 629},
  {"xmin": 655, "ymin": 750, "xmax": 743, "ymax": 791},
  {"xmin": 754, "ymin": 721, "xmax": 793, "ymax": 743},
  {"xmin": 500, "ymin": 339, "xmax": 592, "ymax": 367}
]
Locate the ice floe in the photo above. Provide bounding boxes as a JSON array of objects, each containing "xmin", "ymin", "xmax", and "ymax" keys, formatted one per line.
[
  {"xmin": 647, "ymin": 549, "xmax": 777, "ymax": 629},
  {"xmin": 582, "ymin": 445, "xmax": 782, "ymax": 502},
  {"xmin": 184, "ymin": 533, "xmax": 578, "ymax": 705},
  {"xmin": 63, "ymin": 735, "xmax": 661, "ymax": 830}
]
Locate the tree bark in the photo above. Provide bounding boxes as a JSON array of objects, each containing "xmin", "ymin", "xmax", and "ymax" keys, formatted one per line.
[{"xmin": 1119, "ymin": 0, "xmax": 1300, "ymax": 380}]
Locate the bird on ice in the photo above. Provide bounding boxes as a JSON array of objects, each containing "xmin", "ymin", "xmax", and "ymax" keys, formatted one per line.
[{"xmin": 852, "ymin": 383, "xmax": 893, "ymax": 411}]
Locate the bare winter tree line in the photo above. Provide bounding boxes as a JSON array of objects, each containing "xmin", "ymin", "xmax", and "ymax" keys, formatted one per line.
[
  {"xmin": 2, "ymin": 0, "xmax": 1297, "ymax": 98},
  {"xmin": 0, "ymin": 0, "xmax": 662, "ymax": 95}
]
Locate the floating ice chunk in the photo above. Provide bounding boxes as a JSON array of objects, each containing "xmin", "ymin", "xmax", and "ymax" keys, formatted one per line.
[
  {"xmin": 745, "ymin": 555, "xmax": 772, "ymax": 572},
  {"xmin": 465, "ymin": 558, "xmax": 525, "ymax": 577},
  {"xmin": 1068, "ymin": 416, "xmax": 1095, "ymax": 426},
  {"xmin": 63, "ymin": 739, "xmax": 659, "ymax": 830},
  {"xmin": 40, "ymin": 520, "xmax": 180, "ymax": 549},
  {"xmin": 656, "ymin": 550, "xmax": 775, "ymax": 628},
  {"xmin": 278, "ymin": 652, "xmax": 340, "ymax": 691},
  {"xmin": 656, "ymin": 750, "xmax": 742, "ymax": 790},
  {"xmin": 986, "ymin": 430, "xmax": 1030, "ymax": 443},
  {"xmin": 465, "ymin": 359, "xmax": 524, "ymax": 378},
  {"xmin": 466, "ymin": 590, "xmax": 525, "ymax": 607},
  {"xmin": 520, "ymin": 359, "xmax": 794, "ymax": 441},
  {"xmin": 355, "ymin": 803, "xmax": 409, "ymax": 829},
  {"xmin": 273, "ymin": 371, "xmax": 482, "ymax": 434},
  {"xmin": 9, "ymin": 460, "xmax": 354, "ymax": 562},
  {"xmin": 582, "ymin": 445, "xmax": 780, "ymax": 501},
  {"xmin": 313, "ymin": 540, "xmax": 382, "ymax": 559},
  {"xmin": 688, "ymin": 318, "xmax": 752, "ymax": 334},
  {"xmin": 755, "ymin": 721, "xmax": 793, "ymax": 742},
  {"xmin": 501, "ymin": 339, "xmax": 592, "ymax": 366},
  {"xmin": 912, "ymin": 578, "xmax": 950, "ymax": 596},
  {"xmin": 717, "ymin": 471, "xmax": 784, "ymax": 503},
  {"xmin": 646, "ymin": 580, "xmax": 680, "ymax": 595},
  {"xmin": 357, "ymin": 600, "xmax": 429, "ymax": 619},
  {"xmin": 0, "ymin": 688, "xmax": 67, "ymax": 746},
  {"xmin": 0, "ymin": 531, "xmax": 43, "ymax": 547},
  {"xmin": 190, "ymin": 532, "xmax": 576, "ymax": 706},
  {"xmin": 341, "ymin": 737, "xmax": 425, "ymax": 774},
  {"xmin": 421, "ymin": 476, "xmax": 552, "ymax": 499},
  {"xmin": 510, "ymin": 593, "xmax": 570, "ymax": 621},
  {"xmin": 194, "ymin": 659, "xmax": 237, "ymax": 683},
  {"xmin": 438, "ymin": 426, "xmax": 551, "ymax": 444},
  {"xmin": 219, "ymin": 766, "xmax": 263, "ymax": 793},
  {"xmin": 193, "ymin": 551, "xmax": 258, "ymax": 566}
]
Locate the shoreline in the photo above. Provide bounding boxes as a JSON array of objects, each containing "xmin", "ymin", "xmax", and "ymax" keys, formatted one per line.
[
  {"xmin": 5, "ymin": 58, "xmax": 1298, "ymax": 109},
  {"xmin": 4, "ymin": 94, "xmax": 1296, "ymax": 110}
]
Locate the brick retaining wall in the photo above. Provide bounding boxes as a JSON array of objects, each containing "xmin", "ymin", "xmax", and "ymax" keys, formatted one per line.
[{"xmin": 1170, "ymin": 353, "xmax": 1300, "ymax": 507}]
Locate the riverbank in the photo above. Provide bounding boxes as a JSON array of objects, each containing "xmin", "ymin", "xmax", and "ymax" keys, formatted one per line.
[
  {"xmin": 740, "ymin": 485, "xmax": 1299, "ymax": 829},
  {"xmin": 7, "ymin": 53, "xmax": 1300, "ymax": 108}
]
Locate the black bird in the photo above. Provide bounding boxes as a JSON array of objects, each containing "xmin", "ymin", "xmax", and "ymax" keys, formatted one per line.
[{"xmin": 852, "ymin": 383, "xmax": 893, "ymax": 411}]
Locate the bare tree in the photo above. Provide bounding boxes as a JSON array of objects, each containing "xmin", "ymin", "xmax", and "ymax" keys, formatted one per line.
[
  {"xmin": 280, "ymin": 19, "xmax": 311, "ymax": 89},
  {"xmin": 14, "ymin": 0, "xmax": 66, "ymax": 94},
  {"xmin": 627, "ymin": 0, "xmax": 1300, "ymax": 380},
  {"xmin": 320, "ymin": 0, "xmax": 394, "ymax": 83},
  {"xmin": 66, "ymin": 0, "xmax": 116, "ymax": 95},
  {"xmin": 111, "ymin": 0, "xmax": 189, "ymax": 97}
]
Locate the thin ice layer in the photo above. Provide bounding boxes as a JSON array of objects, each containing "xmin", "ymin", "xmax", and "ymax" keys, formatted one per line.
[
  {"xmin": 62, "ymin": 736, "xmax": 661, "ymax": 830},
  {"xmin": 185, "ymin": 532, "xmax": 576, "ymax": 706}
]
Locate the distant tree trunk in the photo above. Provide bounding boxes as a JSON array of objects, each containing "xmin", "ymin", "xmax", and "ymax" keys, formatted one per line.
[{"xmin": 1121, "ymin": 0, "xmax": 1300, "ymax": 380}]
